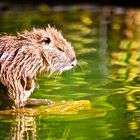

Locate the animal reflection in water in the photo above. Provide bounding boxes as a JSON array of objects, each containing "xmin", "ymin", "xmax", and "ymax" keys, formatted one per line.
[
  {"xmin": 10, "ymin": 112, "xmax": 37, "ymax": 140},
  {"xmin": 8, "ymin": 111, "xmax": 71, "ymax": 140}
]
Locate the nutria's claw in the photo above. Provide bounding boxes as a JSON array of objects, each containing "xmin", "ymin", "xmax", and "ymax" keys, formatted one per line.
[{"xmin": 44, "ymin": 99, "xmax": 55, "ymax": 105}]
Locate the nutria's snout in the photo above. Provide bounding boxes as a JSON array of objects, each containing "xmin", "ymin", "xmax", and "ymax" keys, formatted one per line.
[
  {"xmin": 62, "ymin": 59, "xmax": 77, "ymax": 71},
  {"xmin": 0, "ymin": 25, "xmax": 77, "ymax": 108}
]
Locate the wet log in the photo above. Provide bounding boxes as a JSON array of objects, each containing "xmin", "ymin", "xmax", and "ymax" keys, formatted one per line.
[{"xmin": 0, "ymin": 100, "xmax": 91, "ymax": 116}]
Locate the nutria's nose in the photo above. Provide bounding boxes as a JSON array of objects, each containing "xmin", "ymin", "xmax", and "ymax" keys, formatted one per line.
[{"xmin": 71, "ymin": 59, "xmax": 77, "ymax": 67}]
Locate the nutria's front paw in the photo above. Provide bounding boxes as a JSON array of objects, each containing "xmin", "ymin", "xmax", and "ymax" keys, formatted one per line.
[{"xmin": 25, "ymin": 98, "xmax": 54, "ymax": 107}]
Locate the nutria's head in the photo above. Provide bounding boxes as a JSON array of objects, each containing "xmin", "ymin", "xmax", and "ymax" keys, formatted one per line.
[{"xmin": 19, "ymin": 26, "xmax": 77, "ymax": 74}]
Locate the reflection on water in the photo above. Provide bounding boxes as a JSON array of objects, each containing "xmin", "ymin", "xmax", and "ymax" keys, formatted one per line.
[
  {"xmin": 0, "ymin": 110, "xmax": 37, "ymax": 140},
  {"xmin": 1, "ymin": 4, "xmax": 140, "ymax": 140},
  {"xmin": 10, "ymin": 112, "xmax": 37, "ymax": 140}
]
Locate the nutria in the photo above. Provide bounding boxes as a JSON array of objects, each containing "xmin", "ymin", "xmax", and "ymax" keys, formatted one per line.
[{"xmin": 0, "ymin": 26, "xmax": 77, "ymax": 109}]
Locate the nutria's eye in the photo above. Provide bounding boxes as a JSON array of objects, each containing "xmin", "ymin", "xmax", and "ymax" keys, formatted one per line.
[{"xmin": 44, "ymin": 37, "xmax": 51, "ymax": 44}]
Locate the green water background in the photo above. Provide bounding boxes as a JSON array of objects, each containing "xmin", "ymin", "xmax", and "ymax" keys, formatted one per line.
[{"xmin": 0, "ymin": 4, "xmax": 140, "ymax": 140}]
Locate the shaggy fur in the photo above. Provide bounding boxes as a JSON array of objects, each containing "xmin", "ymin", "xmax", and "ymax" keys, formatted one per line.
[{"xmin": 0, "ymin": 26, "xmax": 76, "ymax": 108}]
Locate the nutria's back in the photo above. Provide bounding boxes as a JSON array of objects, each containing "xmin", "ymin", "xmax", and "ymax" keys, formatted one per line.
[{"xmin": 0, "ymin": 26, "xmax": 77, "ymax": 108}]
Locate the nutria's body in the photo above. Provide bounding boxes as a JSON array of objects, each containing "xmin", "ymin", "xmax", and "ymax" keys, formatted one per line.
[{"xmin": 0, "ymin": 26, "xmax": 77, "ymax": 108}]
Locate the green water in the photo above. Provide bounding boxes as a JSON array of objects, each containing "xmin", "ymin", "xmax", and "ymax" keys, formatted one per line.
[{"xmin": 1, "ymin": 4, "xmax": 140, "ymax": 140}]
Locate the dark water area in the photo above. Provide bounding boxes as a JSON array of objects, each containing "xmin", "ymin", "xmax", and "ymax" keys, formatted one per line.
[{"xmin": 0, "ymin": 4, "xmax": 140, "ymax": 140}]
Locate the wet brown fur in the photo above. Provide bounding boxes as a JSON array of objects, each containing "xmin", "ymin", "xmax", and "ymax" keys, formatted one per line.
[{"xmin": 0, "ymin": 26, "xmax": 76, "ymax": 108}]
